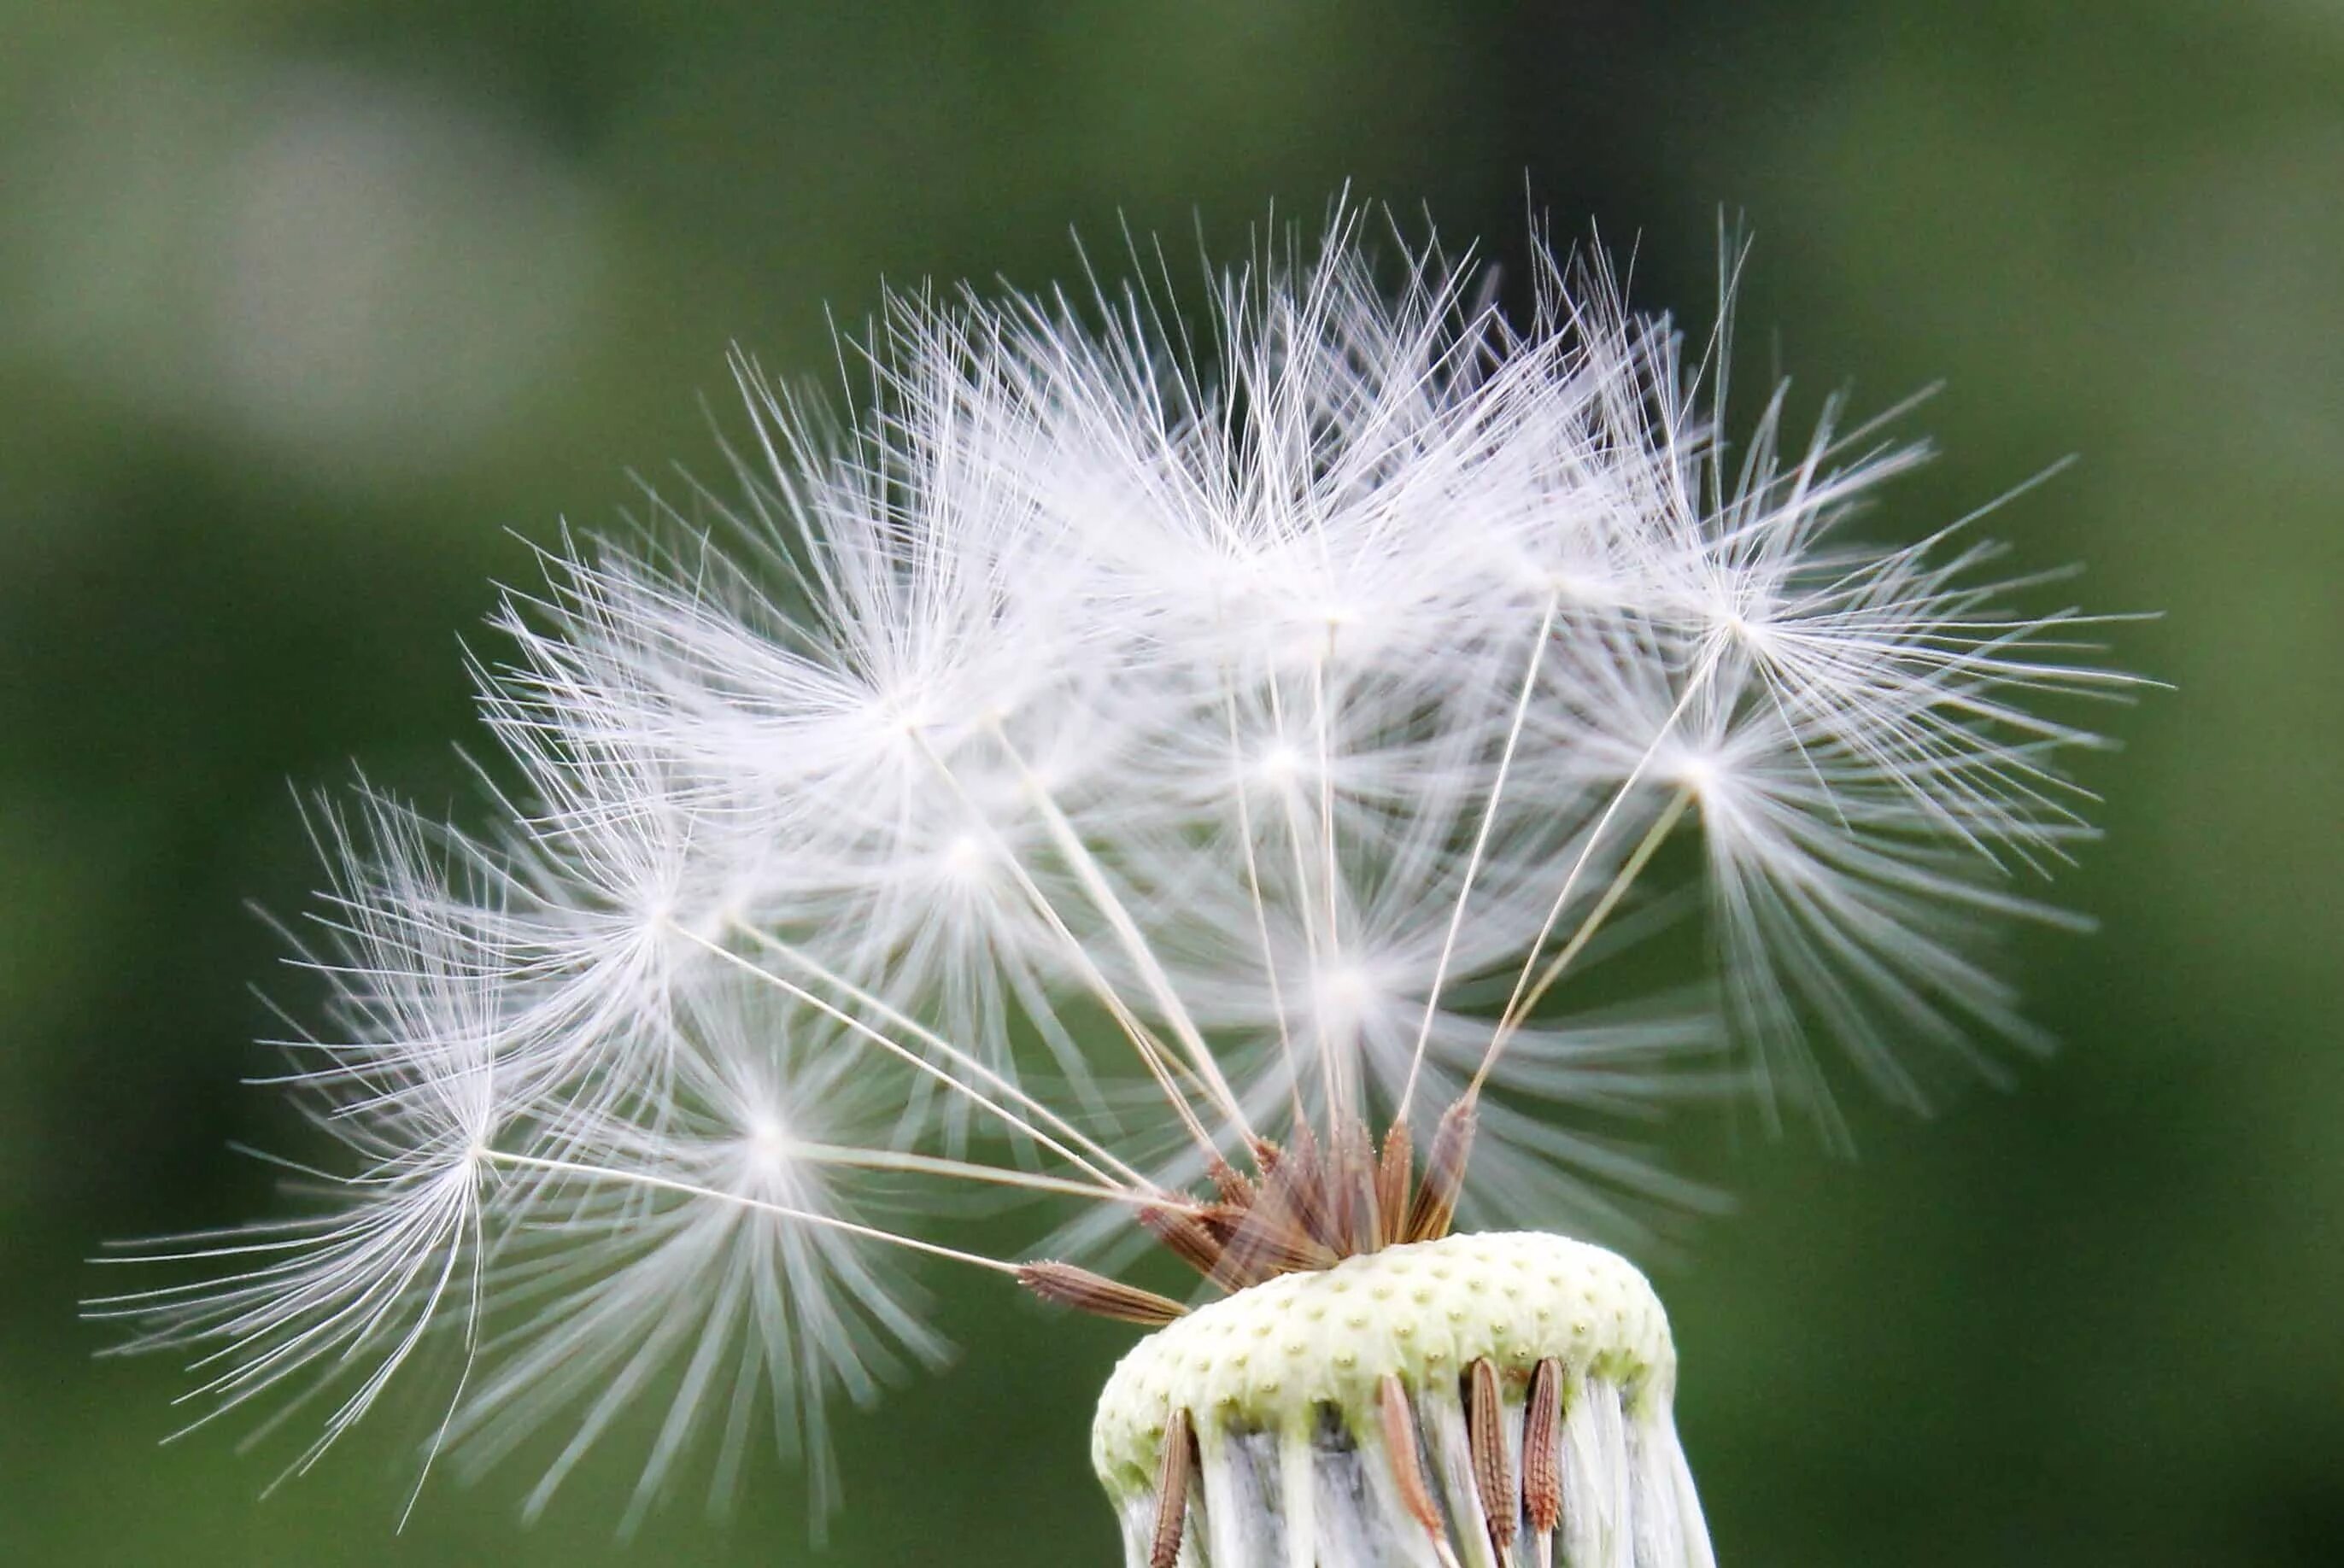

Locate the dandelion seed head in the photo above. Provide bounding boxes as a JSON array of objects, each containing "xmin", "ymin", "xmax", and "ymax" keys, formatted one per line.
[{"xmin": 97, "ymin": 202, "xmax": 2139, "ymax": 1560}]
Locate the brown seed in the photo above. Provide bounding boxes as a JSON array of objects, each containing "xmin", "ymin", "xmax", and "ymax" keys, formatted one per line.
[
  {"xmin": 1333, "ymin": 1118, "xmax": 1379, "ymax": 1255},
  {"xmin": 1468, "ymin": 1358, "xmax": 1517, "ymax": 1554},
  {"xmin": 1140, "ymin": 1203, "xmax": 1228, "ymax": 1282},
  {"xmin": 1375, "ymin": 1119, "xmax": 1415, "ymax": 1249},
  {"xmin": 1405, "ymin": 1097, "xmax": 1479, "ymax": 1243},
  {"xmin": 1150, "ymin": 1407, "xmax": 1195, "ymax": 1568},
  {"xmin": 1014, "ymin": 1261, "xmax": 1188, "ymax": 1326},
  {"xmin": 1523, "ymin": 1356, "xmax": 1564, "ymax": 1555},
  {"xmin": 1207, "ymin": 1155, "xmax": 1257, "ymax": 1208},
  {"xmin": 1378, "ymin": 1374, "xmax": 1463, "ymax": 1568},
  {"xmin": 1279, "ymin": 1119, "xmax": 1338, "ymax": 1251},
  {"xmin": 1213, "ymin": 1166, "xmax": 1336, "ymax": 1289}
]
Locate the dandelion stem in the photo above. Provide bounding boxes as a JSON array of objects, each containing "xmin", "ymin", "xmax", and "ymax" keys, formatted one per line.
[
  {"xmin": 478, "ymin": 1149, "xmax": 1025, "ymax": 1278},
  {"xmin": 1474, "ymin": 787, "xmax": 1693, "ymax": 1097},
  {"xmin": 986, "ymin": 720, "xmax": 1257, "ymax": 1142},
  {"xmin": 905, "ymin": 728, "xmax": 1228, "ymax": 1161},
  {"xmin": 1399, "ymin": 589, "xmax": 1559, "ymax": 1120},
  {"xmin": 1492, "ymin": 648, "xmax": 1719, "ymax": 1042},
  {"xmin": 1261, "ymin": 671, "xmax": 1344, "ymax": 1118},
  {"xmin": 722, "ymin": 920, "xmax": 1146, "ymax": 1186},
  {"xmin": 1308, "ymin": 642, "xmax": 1351, "ymax": 1118},
  {"xmin": 783, "ymin": 1141, "xmax": 1185, "ymax": 1208},
  {"xmin": 674, "ymin": 922, "xmax": 1129, "ymax": 1191},
  {"xmin": 1220, "ymin": 664, "xmax": 1302, "ymax": 1114}
]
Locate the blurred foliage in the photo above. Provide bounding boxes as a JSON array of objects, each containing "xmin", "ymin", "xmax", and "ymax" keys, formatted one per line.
[{"xmin": 2, "ymin": 2, "xmax": 2338, "ymax": 1564}]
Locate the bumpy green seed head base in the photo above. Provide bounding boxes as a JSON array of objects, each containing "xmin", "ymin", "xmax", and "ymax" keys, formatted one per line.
[
  {"xmin": 1093, "ymin": 1231, "xmax": 1673, "ymax": 1494},
  {"xmin": 1087, "ymin": 1232, "xmax": 1713, "ymax": 1568}
]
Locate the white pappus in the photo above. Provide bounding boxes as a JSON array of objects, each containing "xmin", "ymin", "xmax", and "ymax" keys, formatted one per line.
[{"xmin": 92, "ymin": 205, "xmax": 2136, "ymax": 1566}]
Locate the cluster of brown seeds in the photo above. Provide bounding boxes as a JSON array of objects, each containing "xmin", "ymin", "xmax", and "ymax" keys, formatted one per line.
[
  {"xmin": 1135, "ymin": 1354, "xmax": 1571, "ymax": 1568},
  {"xmin": 1015, "ymin": 1097, "xmax": 1480, "ymax": 1326},
  {"xmin": 1014, "ymin": 1096, "xmax": 1544, "ymax": 1567}
]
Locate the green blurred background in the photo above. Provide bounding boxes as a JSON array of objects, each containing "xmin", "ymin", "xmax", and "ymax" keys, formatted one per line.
[{"xmin": 3, "ymin": 2, "xmax": 2337, "ymax": 1563}]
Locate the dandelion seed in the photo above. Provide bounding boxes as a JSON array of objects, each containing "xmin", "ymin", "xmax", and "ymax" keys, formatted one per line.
[
  {"xmin": 89, "ymin": 796, "xmax": 507, "ymax": 1512},
  {"xmin": 97, "ymin": 204, "xmax": 2136, "ymax": 1565}
]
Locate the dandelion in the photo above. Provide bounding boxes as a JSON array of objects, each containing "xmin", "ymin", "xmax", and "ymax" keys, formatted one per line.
[{"xmin": 96, "ymin": 206, "xmax": 2134, "ymax": 1566}]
